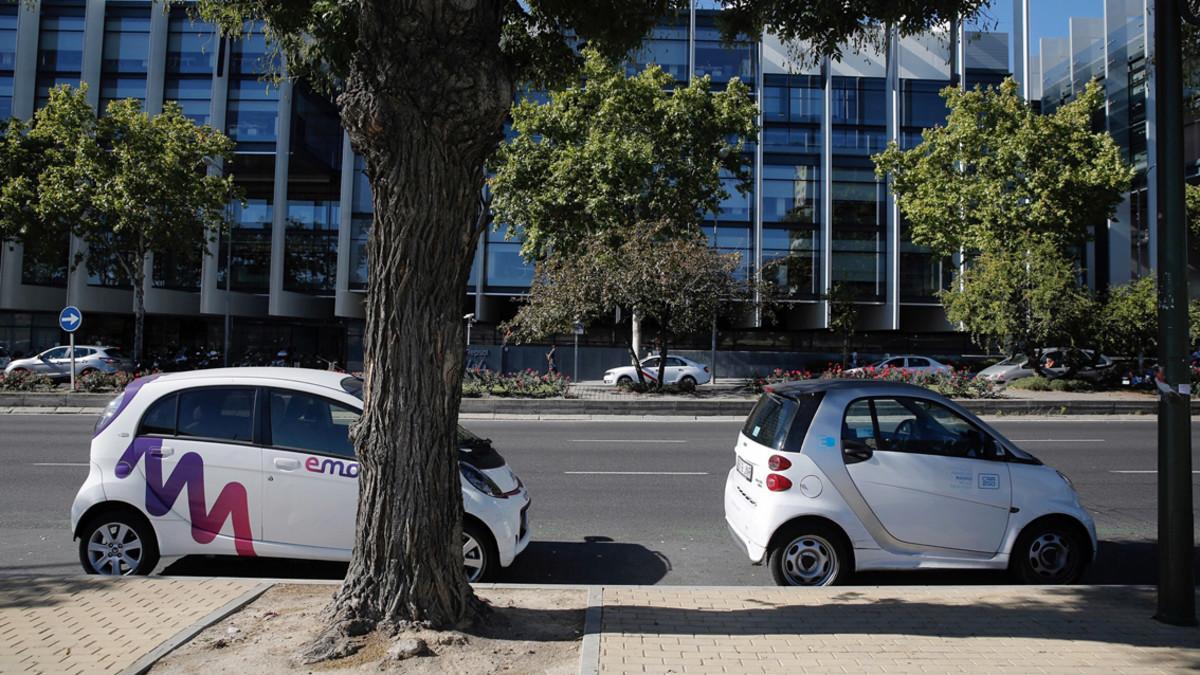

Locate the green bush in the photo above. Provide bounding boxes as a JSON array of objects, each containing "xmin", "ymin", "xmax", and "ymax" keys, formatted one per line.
[
  {"xmin": 1007, "ymin": 376, "xmax": 1052, "ymax": 391},
  {"xmin": 1007, "ymin": 376, "xmax": 1094, "ymax": 393},
  {"xmin": 1048, "ymin": 378, "xmax": 1094, "ymax": 392},
  {"xmin": 749, "ymin": 364, "xmax": 1001, "ymax": 399},
  {"xmin": 77, "ymin": 370, "xmax": 135, "ymax": 393},
  {"xmin": 462, "ymin": 368, "xmax": 570, "ymax": 398},
  {"xmin": 0, "ymin": 370, "xmax": 56, "ymax": 391}
]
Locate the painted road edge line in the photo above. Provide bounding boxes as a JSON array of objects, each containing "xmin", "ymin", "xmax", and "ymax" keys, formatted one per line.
[
  {"xmin": 31, "ymin": 462, "xmax": 89, "ymax": 467},
  {"xmin": 1111, "ymin": 470, "xmax": 1200, "ymax": 474},
  {"xmin": 119, "ymin": 581, "xmax": 274, "ymax": 675},
  {"xmin": 569, "ymin": 439, "xmax": 687, "ymax": 443},
  {"xmin": 579, "ymin": 585, "xmax": 602, "ymax": 675},
  {"xmin": 564, "ymin": 471, "xmax": 709, "ymax": 475}
]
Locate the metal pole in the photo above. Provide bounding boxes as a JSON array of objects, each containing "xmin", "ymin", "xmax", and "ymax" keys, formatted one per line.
[
  {"xmin": 1152, "ymin": 0, "xmax": 1196, "ymax": 627},
  {"xmin": 223, "ymin": 225, "xmax": 232, "ymax": 368},
  {"xmin": 573, "ymin": 332, "xmax": 578, "ymax": 382},
  {"xmin": 710, "ymin": 316, "xmax": 717, "ymax": 385},
  {"xmin": 69, "ymin": 332, "xmax": 75, "ymax": 392}
]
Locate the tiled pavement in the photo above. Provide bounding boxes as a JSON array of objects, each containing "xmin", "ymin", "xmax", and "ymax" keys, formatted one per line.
[
  {"xmin": 0, "ymin": 576, "xmax": 261, "ymax": 675},
  {"xmin": 597, "ymin": 586, "xmax": 1200, "ymax": 674}
]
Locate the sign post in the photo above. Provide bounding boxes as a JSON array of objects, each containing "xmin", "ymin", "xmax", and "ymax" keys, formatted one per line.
[
  {"xmin": 58, "ymin": 306, "xmax": 82, "ymax": 391},
  {"xmin": 572, "ymin": 320, "xmax": 584, "ymax": 382}
]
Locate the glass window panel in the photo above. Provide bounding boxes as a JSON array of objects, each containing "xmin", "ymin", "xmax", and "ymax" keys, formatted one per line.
[
  {"xmin": 218, "ymin": 198, "xmax": 273, "ymax": 293},
  {"xmin": 762, "ymin": 226, "xmax": 819, "ymax": 298},
  {"xmin": 177, "ymin": 388, "xmax": 255, "ymax": 442},
  {"xmin": 166, "ymin": 13, "xmax": 216, "ymax": 74},
  {"xmin": 138, "ymin": 394, "xmax": 177, "ymax": 436},
  {"xmin": 0, "ymin": 5, "xmax": 17, "ymax": 72},
  {"xmin": 269, "ymin": 389, "xmax": 358, "ymax": 457},
  {"xmin": 485, "ymin": 241, "xmax": 534, "ymax": 288},
  {"xmin": 284, "ymin": 200, "xmax": 339, "ymax": 294},
  {"xmin": 832, "ymin": 229, "xmax": 884, "ymax": 299},
  {"xmin": 695, "ymin": 39, "xmax": 754, "ymax": 84},
  {"xmin": 101, "ymin": 13, "xmax": 150, "ymax": 74},
  {"xmin": 762, "ymin": 164, "xmax": 819, "ymax": 224}
]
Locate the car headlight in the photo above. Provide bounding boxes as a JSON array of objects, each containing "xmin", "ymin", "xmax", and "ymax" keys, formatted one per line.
[{"xmin": 460, "ymin": 462, "xmax": 503, "ymax": 497}]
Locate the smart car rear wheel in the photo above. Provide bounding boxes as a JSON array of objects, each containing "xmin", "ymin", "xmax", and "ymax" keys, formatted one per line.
[
  {"xmin": 1012, "ymin": 521, "xmax": 1086, "ymax": 584},
  {"xmin": 78, "ymin": 510, "xmax": 159, "ymax": 576},
  {"xmin": 463, "ymin": 521, "xmax": 498, "ymax": 583},
  {"xmin": 769, "ymin": 523, "xmax": 849, "ymax": 587}
]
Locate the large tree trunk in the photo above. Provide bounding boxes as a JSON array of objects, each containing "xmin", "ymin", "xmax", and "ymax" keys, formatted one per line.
[{"xmin": 321, "ymin": 0, "xmax": 513, "ymax": 637}]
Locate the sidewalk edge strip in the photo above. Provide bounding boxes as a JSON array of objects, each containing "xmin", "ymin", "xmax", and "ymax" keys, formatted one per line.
[
  {"xmin": 119, "ymin": 581, "xmax": 274, "ymax": 675},
  {"xmin": 578, "ymin": 585, "xmax": 603, "ymax": 675}
]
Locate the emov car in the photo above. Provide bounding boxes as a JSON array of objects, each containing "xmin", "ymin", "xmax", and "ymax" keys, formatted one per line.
[
  {"xmin": 71, "ymin": 368, "xmax": 530, "ymax": 582},
  {"xmin": 725, "ymin": 380, "xmax": 1096, "ymax": 586}
]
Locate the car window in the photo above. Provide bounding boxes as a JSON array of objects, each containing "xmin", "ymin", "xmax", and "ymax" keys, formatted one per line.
[
  {"xmin": 42, "ymin": 347, "xmax": 69, "ymax": 360},
  {"xmin": 842, "ymin": 400, "xmax": 878, "ymax": 449},
  {"xmin": 177, "ymin": 388, "xmax": 255, "ymax": 442},
  {"xmin": 908, "ymin": 357, "xmax": 930, "ymax": 368},
  {"xmin": 268, "ymin": 389, "xmax": 359, "ymax": 458},
  {"xmin": 138, "ymin": 394, "xmax": 178, "ymax": 436},
  {"xmin": 104, "ymin": 349, "xmax": 126, "ymax": 359},
  {"xmin": 873, "ymin": 397, "xmax": 996, "ymax": 459},
  {"xmin": 667, "ymin": 357, "xmax": 687, "ymax": 367},
  {"xmin": 742, "ymin": 393, "xmax": 795, "ymax": 450},
  {"xmin": 641, "ymin": 357, "xmax": 660, "ymax": 368},
  {"xmin": 73, "ymin": 348, "xmax": 94, "ymax": 357}
]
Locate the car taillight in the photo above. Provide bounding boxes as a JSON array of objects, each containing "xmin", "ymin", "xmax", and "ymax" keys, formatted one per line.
[
  {"xmin": 102, "ymin": 358, "xmax": 116, "ymax": 364},
  {"xmin": 767, "ymin": 455, "xmax": 791, "ymax": 471},
  {"xmin": 766, "ymin": 474, "xmax": 792, "ymax": 491}
]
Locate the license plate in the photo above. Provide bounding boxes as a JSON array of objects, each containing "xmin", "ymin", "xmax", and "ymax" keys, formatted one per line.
[{"xmin": 736, "ymin": 455, "xmax": 753, "ymax": 482}]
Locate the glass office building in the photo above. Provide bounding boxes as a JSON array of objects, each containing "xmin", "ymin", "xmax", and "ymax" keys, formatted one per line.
[{"xmin": 0, "ymin": 1, "xmax": 1030, "ymax": 364}]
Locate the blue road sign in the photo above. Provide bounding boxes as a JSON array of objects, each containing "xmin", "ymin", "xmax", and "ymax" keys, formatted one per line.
[{"xmin": 59, "ymin": 306, "xmax": 82, "ymax": 333}]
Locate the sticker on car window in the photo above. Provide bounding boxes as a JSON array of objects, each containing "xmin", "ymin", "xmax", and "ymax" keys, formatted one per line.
[{"xmin": 752, "ymin": 425, "xmax": 761, "ymax": 437}]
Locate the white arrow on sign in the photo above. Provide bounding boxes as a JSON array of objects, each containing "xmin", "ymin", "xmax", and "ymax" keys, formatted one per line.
[{"xmin": 62, "ymin": 312, "xmax": 80, "ymax": 327}]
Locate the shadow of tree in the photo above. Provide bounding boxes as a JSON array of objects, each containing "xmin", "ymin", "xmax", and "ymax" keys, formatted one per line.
[{"xmin": 0, "ymin": 575, "xmax": 118, "ymax": 610}]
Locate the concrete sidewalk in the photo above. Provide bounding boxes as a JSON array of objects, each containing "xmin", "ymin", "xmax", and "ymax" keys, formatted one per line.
[{"xmin": 2, "ymin": 578, "xmax": 1198, "ymax": 674}]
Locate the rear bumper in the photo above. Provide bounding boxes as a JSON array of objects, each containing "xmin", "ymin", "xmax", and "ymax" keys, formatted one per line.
[{"xmin": 723, "ymin": 469, "xmax": 767, "ymax": 564}]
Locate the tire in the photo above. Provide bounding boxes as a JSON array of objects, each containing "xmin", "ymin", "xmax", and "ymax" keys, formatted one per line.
[
  {"xmin": 462, "ymin": 520, "xmax": 499, "ymax": 583},
  {"xmin": 678, "ymin": 375, "xmax": 697, "ymax": 391},
  {"xmin": 616, "ymin": 375, "xmax": 632, "ymax": 386},
  {"xmin": 1010, "ymin": 519, "xmax": 1087, "ymax": 584},
  {"xmin": 78, "ymin": 508, "xmax": 159, "ymax": 576},
  {"xmin": 768, "ymin": 522, "xmax": 851, "ymax": 587}
]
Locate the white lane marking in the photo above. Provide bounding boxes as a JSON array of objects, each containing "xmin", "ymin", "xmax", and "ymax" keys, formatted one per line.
[
  {"xmin": 569, "ymin": 439, "xmax": 687, "ymax": 444},
  {"xmin": 1111, "ymin": 470, "xmax": 1200, "ymax": 474},
  {"xmin": 1009, "ymin": 439, "xmax": 1105, "ymax": 442},
  {"xmin": 564, "ymin": 471, "xmax": 708, "ymax": 475},
  {"xmin": 31, "ymin": 462, "xmax": 89, "ymax": 467}
]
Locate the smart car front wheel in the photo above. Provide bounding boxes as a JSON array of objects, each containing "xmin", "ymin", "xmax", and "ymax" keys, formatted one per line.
[
  {"xmin": 1011, "ymin": 520, "xmax": 1087, "ymax": 584},
  {"xmin": 768, "ymin": 523, "xmax": 850, "ymax": 587},
  {"xmin": 78, "ymin": 509, "xmax": 159, "ymax": 576}
]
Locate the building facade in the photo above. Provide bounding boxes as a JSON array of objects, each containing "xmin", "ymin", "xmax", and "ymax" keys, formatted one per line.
[{"xmin": 0, "ymin": 1, "xmax": 1108, "ymax": 368}]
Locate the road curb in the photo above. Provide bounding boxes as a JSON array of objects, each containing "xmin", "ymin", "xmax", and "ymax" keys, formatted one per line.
[
  {"xmin": 118, "ymin": 581, "xmax": 275, "ymax": 675},
  {"xmin": 578, "ymin": 586, "xmax": 603, "ymax": 675}
]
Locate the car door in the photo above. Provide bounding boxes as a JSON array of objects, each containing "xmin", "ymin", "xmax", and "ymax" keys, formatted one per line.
[
  {"xmin": 36, "ymin": 347, "xmax": 69, "ymax": 377},
  {"xmin": 260, "ymin": 387, "xmax": 360, "ymax": 553},
  {"xmin": 639, "ymin": 357, "xmax": 660, "ymax": 383},
  {"xmin": 131, "ymin": 387, "xmax": 263, "ymax": 556},
  {"xmin": 842, "ymin": 396, "xmax": 1011, "ymax": 553},
  {"xmin": 664, "ymin": 357, "xmax": 687, "ymax": 384}
]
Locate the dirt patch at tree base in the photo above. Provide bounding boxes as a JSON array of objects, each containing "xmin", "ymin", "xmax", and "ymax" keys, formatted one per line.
[{"xmin": 152, "ymin": 584, "xmax": 586, "ymax": 674}]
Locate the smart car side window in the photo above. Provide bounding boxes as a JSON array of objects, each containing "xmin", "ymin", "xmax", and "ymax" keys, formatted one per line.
[
  {"xmin": 138, "ymin": 394, "xmax": 178, "ymax": 436},
  {"xmin": 841, "ymin": 400, "xmax": 877, "ymax": 449},
  {"xmin": 267, "ymin": 389, "xmax": 359, "ymax": 459},
  {"xmin": 875, "ymin": 397, "xmax": 998, "ymax": 460},
  {"xmin": 176, "ymin": 388, "xmax": 255, "ymax": 443}
]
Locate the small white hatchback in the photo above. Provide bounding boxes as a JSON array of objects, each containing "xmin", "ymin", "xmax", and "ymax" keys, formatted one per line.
[
  {"xmin": 71, "ymin": 368, "xmax": 531, "ymax": 581},
  {"xmin": 725, "ymin": 380, "xmax": 1096, "ymax": 586}
]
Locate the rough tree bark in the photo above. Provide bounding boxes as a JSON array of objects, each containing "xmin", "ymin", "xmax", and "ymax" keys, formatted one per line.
[{"xmin": 317, "ymin": 0, "xmax": 514, "ymax": 639}]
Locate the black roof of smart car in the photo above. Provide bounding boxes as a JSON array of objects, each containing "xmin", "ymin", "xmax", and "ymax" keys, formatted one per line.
[{"xmin": 766, "ymin": 378, "xmax": 936, "ymax": 399}]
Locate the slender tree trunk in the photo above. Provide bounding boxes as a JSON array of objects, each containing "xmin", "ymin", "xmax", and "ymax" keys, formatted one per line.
[
  {"xmin": 319, "ymin": 0, "xmax": 513, "ymax": 637},
  {"xmin": 133, "ymin": 273, "xmax": 145, "ymax": 368},
  {"xmin": 619, "ymin": 320, "xmax": 646, "ymax": 387},
  {"xmin": 656, "ymin": 332, "xmax": 669, "ymax": 389}
]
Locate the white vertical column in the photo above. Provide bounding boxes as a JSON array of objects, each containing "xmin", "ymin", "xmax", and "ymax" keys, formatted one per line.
[
  {"xmin": 1013, "ymin": 0, "xmax": 1031, "ymax": 100},
  {"xmin": 199, "ymin": 36, "xmax": 231, "ymax": 315},
  {"xmin": 819, "ymin": 56, "xmax": 833, "ymax": 329},
  {"xmin": 67, "ymin": 0, "xmax": 107, "ymax": 309},
  {"xmin": 752, "ymin": 36, "xmax": 764, "ymax": 326},
  {"xmin": 0, "ymin": 0, "xmax": 41, "ymax": 310},
  {"xmin": 334, "ymin": 132, "xmax": 359, "ymax": 318},
  {"xmin": 883, "ymin": 26, "xmax": 900, "ymax": 330},
  {"xmin": 267, "ymin": 72, "xmax": 293, "ymax": 316},
  {"xmin": 143, "ymin": 1, "xmax": 168, "ymax": 115}
]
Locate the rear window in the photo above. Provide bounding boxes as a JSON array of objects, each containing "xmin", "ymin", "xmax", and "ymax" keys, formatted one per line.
[
  {"xmin": 742, "ymin": 394, "xmax": 795, "ymax": 450},
  {"xmin": 104, "ymin": 349, "xmax": 126, "ymax": 359}
]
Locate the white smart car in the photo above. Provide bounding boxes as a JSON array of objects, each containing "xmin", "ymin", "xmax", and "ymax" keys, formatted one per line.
[
  {"xmin": 603, "ymin": 355, "xmax": 711, "ymax": 387},
  {"xmin": 725, "ymin": 379, "xmax": 1096, "ymax": 586},
  {"xmin": 71, "ymin": 368, "xmax": 531, "ymax": 581}
]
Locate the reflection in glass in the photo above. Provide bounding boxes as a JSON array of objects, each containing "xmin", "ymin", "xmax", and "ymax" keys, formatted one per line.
[
  {"xmin": 218, "ymin": 199, "xmax": 273, "ymax": 294},
  {"xmin": 0, "ymin": 5, "xmax": 15, "ymax": 118},
  {"xmin": 284, "ymin": 200, "xmax": 339, "ymax": 294},
  {"xmin": 99, "ymin": 8, "xmax": 150, "ymax": 111},
  {"xmin": 165, "ymin": 9, "xmax": 215, "ymax": 125},
  {"xmin": 35, "ymin": 3, "xmax": 85, "ymax": 110},
  {"xmin": 762, "ymin": 227, "xmax": 819, "ymax": 298}
]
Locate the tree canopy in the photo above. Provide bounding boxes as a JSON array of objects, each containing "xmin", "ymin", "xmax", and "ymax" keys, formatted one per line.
[{"xmin": 874, "ymin": 78, "xmax": 1134, "ymax": 256}]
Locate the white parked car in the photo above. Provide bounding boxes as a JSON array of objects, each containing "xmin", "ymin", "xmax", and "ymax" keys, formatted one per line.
[
  {"xmin": 845, "ymin": 355, "xmax": 953, "ymax": 377},
  {"xmin": 6, "ymin": 345, "xmax": 134, "ymax": 381},
  {"xmin": 603, "ymin": 355, "xmax": 711, "ymax": 387},
  {"xmin": 725, "ymin": 379, "xmax": 1096, "ymax": 586},
  {"xmin": 71, "ymin": 368, "xmax": 531, "ymax": 582},
  {"xmin": 976, "ymin": 348, "xmax": 1114, "ymax": 384}
]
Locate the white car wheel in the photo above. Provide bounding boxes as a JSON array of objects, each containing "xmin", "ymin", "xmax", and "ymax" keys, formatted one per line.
[
  {"xmin": 462, "ymin": 521, "xmax": 497, "ymax": 583},
  {"xmin": 79, "ymin": 511, "xmax": 158, "ymax": 576}
]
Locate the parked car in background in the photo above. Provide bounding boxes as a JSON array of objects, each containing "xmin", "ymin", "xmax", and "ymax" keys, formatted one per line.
[
  {"xmin": 4, "ymin": 345, "xmax": 134, "ymax": 381},
  {"xmin": 725, "ymin": 380, "xmax": 1096, "ymax": 586},
  {"xmin": 845, "ymin": 355, "xmax": 953, "ymax": 377},
  {"xmin": 976, "ymin": 349, "xmax": 1113, "ymax": 384},
  {"xmin": 603, "ymin": 355, "xmax": 711, "ymax": 387}
]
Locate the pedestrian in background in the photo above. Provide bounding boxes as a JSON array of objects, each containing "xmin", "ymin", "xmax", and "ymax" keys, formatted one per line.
[{"xmin": 546, "ymin": 344, "xmax": 558, "ymax": 375}]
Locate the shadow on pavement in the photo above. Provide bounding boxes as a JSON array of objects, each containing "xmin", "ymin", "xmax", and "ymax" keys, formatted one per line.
[
  {"xmin": 0, "ymin": 575, "xmax": 112, "ymax": 610},
  {"xmin": 162, "ymin": 555, "xmax": 348, "ymax": 579}
]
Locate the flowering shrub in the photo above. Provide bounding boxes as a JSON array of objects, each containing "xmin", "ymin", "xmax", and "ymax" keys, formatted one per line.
[
  {"xmin": 0, "ymin": 370, "xmax": 56, "ymax": 392},
  {"xmin": 462, "ymin": 368, "xmax": 571, "ymax": 398},
  {"xmin": 751, "ymin": 364, "xmax": 1001, "ymax": 399},
  {"xmin": 78, "ymin": 370, "xmax": 137, "ymax": 393}
]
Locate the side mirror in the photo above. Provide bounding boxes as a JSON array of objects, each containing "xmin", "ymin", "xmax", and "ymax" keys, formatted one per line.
[{"xmin": 843, "ymin": 438, "xmax": 874, "ymax": 464}]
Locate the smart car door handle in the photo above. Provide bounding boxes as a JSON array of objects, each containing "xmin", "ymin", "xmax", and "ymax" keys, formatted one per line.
[
  {"xmin": 274, "ymin": 458, "xmax": 300, "ymax": 471},
  {"xmin": 150, "ymin": 447, "xmax": 174, "ymax": 458}
]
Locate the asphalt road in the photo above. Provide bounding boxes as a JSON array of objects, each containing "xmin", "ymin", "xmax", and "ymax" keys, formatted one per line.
[{"xmin": 1, "ymin": 414, "xmax": 1197, "ymax": 586}]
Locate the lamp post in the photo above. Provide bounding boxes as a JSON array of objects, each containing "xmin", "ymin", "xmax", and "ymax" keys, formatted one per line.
[{"xmin": 1152, "ymin": 0, "xmax": 1196, "ymax": 627}]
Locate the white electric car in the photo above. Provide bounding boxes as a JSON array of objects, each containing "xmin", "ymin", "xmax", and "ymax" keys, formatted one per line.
[
  {"xmin": 71, "ymin": 368, "xmax": 531, "ymax": 581},
  {"xmin": 725, "ymin": 379, "xmax": 1096, "ymax": 586}
]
